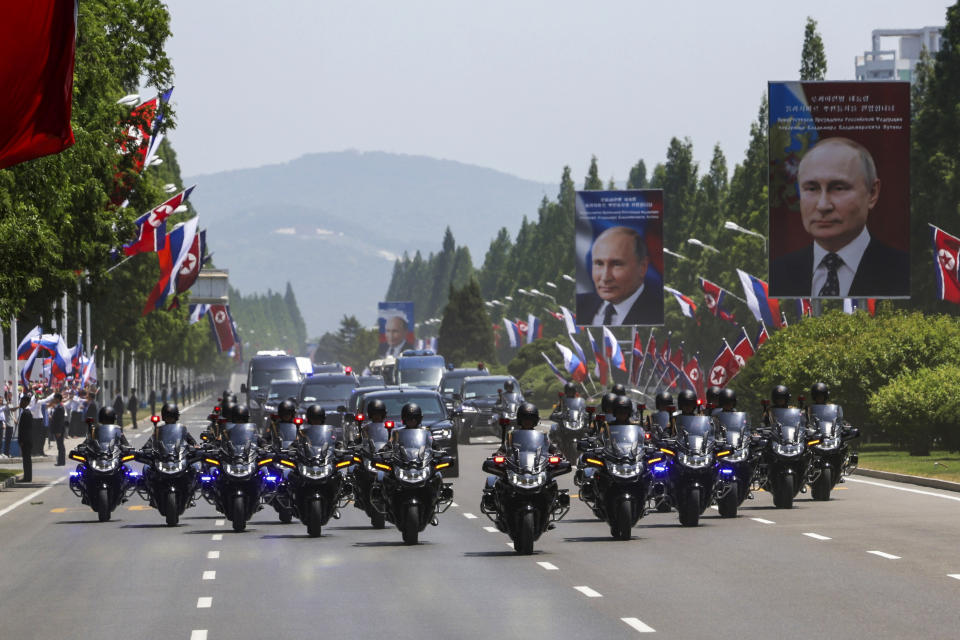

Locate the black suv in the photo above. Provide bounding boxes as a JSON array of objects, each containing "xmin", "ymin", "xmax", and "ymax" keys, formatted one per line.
[{"xmin": 453, "ymin": 375, "xmax": 522, "ymax": 444}]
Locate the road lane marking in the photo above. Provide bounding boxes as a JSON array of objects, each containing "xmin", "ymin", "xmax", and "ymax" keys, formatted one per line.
[
  {"xmin": 207, "ymin": 551, "xmax": 220, "ymax": 559},
  {"xmin": 197, "ymin": 597, "xmax": 212, "ymax": 609},
  {"xmin": 506, "ymin": 542, "xmax": 514, "ymax": 549},
  {"xmin": 483, "ymin": 526, "xmax": 498, "ymax": 533},
  {"xmin": 215, "ymin": 519, "xmax": 225, "ymax": 526},
  {"xmin": 803, "ymin": 533, "xmax": 831, "ymax": 541},
  {"xmin": 751, "ymin": 518, "xmax": 775, "ymax": 524},
  {"xmin": 948, "ymin": 574, "xmax": 960, "ymax": 580},
  {"xmin": 451, "ymin": 502, "xmax": 459, "ymax": 507},
  {"xmin": 621, "ymin": 617, "xmax": 656, "ymax": 633},
  {"xmin": 211, "ymin": 534, "xmax": 223, "ymax": 541},
  {"xmin": 190, "ymin": 631, "xmax": 208, "ymax": 640},
  {"xmin": 127, "ymin": 505, "xmax": 150, "ymax": 511},
  {"xmin": 867, "ymin": 550, "xmax": 900, "ymax": 560},
  {"xmin": 202, "ymin": 571, "xmax": 216, "ymax": 580},
  {"xmin": 537, "ymin": 562, "xmax": 559, "ymax": 570},
  {"xmin": 846, "ymin": 478, "xmax": 960, "ymax": 503},
  {"xmin": 0, "ymin": 476, "xmax": 66, "ymax": 518},
  {"xmin": 574, "ymin": 586, "xmax": 602, "ymax": 598},
  {"xmin": 463, "ymin": 513, "xmax": 478, "ymax": 519}
]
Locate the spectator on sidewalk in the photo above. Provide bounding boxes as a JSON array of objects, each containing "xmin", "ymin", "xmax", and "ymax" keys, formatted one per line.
[
  {"xmin": 112, "ymin": 391, "xmax": 125, "ymax": 429},
  {"xmin": 127, "ymin": 388, "xmax": 139, "ymax": 429},
  {"xmin": 51, "ymin": 393, "xmax": 66, "ymax": 466},
  {"xmin": 17, "ymin": 392, "xmax": 33, "ymax": 482}
]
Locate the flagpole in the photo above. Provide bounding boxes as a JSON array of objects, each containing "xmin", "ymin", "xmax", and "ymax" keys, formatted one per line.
[
  {"xmin": 640, "ymin": 330, "xmax": 668, "ymax": 394},
  {"xmin": 106, "ymin": 255, "xmax": 134, "ymax": 274}
]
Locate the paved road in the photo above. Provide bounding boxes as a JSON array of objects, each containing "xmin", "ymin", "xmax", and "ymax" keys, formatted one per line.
[{"xmin": 2, "ymin": 394, "xmax": 959, "ymax": 639}]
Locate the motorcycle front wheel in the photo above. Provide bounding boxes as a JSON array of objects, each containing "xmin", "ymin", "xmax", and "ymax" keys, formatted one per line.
[
  {"xmin": 306, "ymin": 498, "xmax": 323, "ymax": 537},
  {"xmin": 678, "ymin": 486, "xmax": 701, "ymax": 527},
  {"xmin": 612, "ymin": 499, "xmax": 633, "ymax": 540},
  {"xmin": 515, "ymin": 510, "xmax": 536, "ymax": 554},
  {"xmin": 97, "ymin": 487, "xmax": 111, "ymax": 522},
  {"xmin": 401, "ymin": 503, "xmax": 420, "ymax": 545},
  {"xmin": 811, "ymin": 467, "xmax": 832, "ymax": 501},
  {"xmin": 165, "ymin": 491, "xmax": 179, "ymax": 526},
  {"xmin": 772, "ymin": 474, "xmax": 795, "ymax": 509},
  {"xmin": 717, "ymin": 483, "xmax": 739, "ymax": 518},
  {"xmin": 370, "ymin": 509, "xmax": 385, "ymax": 529},
  {"xmin": 232, "ymin": 495, "xmax": 247, "ymax": 532}
]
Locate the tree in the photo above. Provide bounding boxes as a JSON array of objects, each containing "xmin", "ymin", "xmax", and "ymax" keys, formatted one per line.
[
  {"xmin": 437, "ymin": 279, "xmax": 495, "ymax": 365},
  {"xmin": 799, "ymin": 17, "xmax": 827, "ymax": 81},
  {"xmin": 627, "ymin": 159, "xmax": 648, "ymax": 189},
  {"xmin": 583, "ymin": 155, "xmax": 603, "ymax": 190}
]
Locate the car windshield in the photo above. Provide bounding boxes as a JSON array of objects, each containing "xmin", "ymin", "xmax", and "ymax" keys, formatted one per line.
[
  {"xmin": 398, "ymin": 367, "xmax": 444, "ymax": 387},
  {"xmin": 440, "ymin": 373, "xmax": 480, "ymax": 394},
  {"xmin": 267, "ymin": 382, "xmax": 301, "ymax": 402},
  {"xmin": 250, "ymin": 367, "xmax": 299, "ymax": 393},
  {"xmin": 369, "ymin": 395, "xmax": 445, "ymax": 421},
  {"xmin": 359, "ymin": 376, "xmax": 384, "ymax": 386},
  {"xmin": 301, "ymin": 381, "xmax": 357, "ymax": 403},
  {"xmin": 463, "ymin": 379, "xmax": 515, "ymax": 399}
]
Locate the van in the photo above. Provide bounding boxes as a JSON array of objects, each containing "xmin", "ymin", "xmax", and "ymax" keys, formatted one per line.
[
  {"xmin": 242, "ymin": 355, "xmax": 302, "ymax": 426},
  {"xmin": 395, "ymin": 352, "xmax": 446, "ymax": 389}
]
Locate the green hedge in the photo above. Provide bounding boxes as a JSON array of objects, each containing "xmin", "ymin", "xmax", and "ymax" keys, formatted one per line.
[{"xmin": 868, "ymin": 364, "xmax": 960, "ymax": 455}]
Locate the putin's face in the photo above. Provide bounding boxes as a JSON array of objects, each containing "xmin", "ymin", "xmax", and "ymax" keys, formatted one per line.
[
  {"xmin": 591, "ymin": 229, "xmax": 648, "ymax": 304},
  {"xmin": 797, "ymin": 142, "xmax": 879, "ymax": 253},
  {"xmin": 385, "ymin": 317, "xmax": 407, "ymax": 347}
]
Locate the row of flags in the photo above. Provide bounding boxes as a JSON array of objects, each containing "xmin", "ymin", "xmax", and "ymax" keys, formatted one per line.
[{"xmin": 15, "ymin": 325, "xmax": 97, "ymax": 388}]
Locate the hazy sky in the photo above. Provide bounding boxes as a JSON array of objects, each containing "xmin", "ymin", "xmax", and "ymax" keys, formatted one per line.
[{"xmin": 162, "ymin": 0, "xmax": 950, "ymax": 183}]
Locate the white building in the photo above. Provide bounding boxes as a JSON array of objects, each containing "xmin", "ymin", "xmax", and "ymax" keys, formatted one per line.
[{"xmin": 855, "ymin": 26, "xmax": 943, "ymax": 82}]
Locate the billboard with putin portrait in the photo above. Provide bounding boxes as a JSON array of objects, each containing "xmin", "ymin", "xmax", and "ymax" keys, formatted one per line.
[
  {"xmin": 377, "ymin": 301, "xmax": 415, "ymax": 358},
  {"xmin": 768, "ymin": 81, "xmax": 910, "ymax": 299},
  {"xmin": 575, "ymin": 190, "xmax": 664, "ymax": 327}
]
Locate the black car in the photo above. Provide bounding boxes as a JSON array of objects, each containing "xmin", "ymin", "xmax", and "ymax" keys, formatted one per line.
[
  {"xmin": 454, "ymin": 375, "xmax": 522, "ymax": 444},
  {"xmin": 342, "ymin": 384, "xmax": 392, "ymax": 442},
  {"xmin": 260, "ymin": 380, "xmax": 303, "ymax": 432},
  {"xmin": 358, "ymin": 389, "xmax": 459, "ymax": 478},
  {"xmin": 298, "ymin": 374, "xmax": 359, "ymax": 431},
  {"xmin": 242, "ymin": 355, "xmax": 302, "ymax": 428},
  {"xmin": 439, "ymin": 368, "xmax": 490, "ymax": 413}
]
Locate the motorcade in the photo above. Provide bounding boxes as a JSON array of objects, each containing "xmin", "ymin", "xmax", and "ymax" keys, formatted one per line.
[
  {"xmin": 755, "ymin": 407, "xmax": 812, "ymax": 509},
  {"xmin": 242, "ymin": 354, "xmax": 302, "ymax": 428},
  {"xmin": 134, "ymin": 416, "xmax": 203, "ymax": 526},
  {"xmin": 439, "ymin": 368, "xmax": 489, "ymax": 413},
  {"xmin": 395, "ymin": 351, "xmax": 446, "ymax": 389},
  {"xmin": 550, "ymin": 393, "xmax": 589, "ymax": 461},
  {"xmin": 297, "ymin": 374, "xmax": 359, "ymax": 432},
  {"xmin": 68, "ymin": 423, "xmax": 138, "ymax": 522},
  {"xmin": 649, "ymin": 414, "xmax": 720, "ymax": 526},
  {"xmin": 712, "ymin": 411, "xmax": 761, "ymax": 518},
  {"xmin": 805, "ymin": 403, "xmax": 860, "ymax": 501},
  {"xmin": 454, "ymin": 375, "xmax": 522, "ymax": 443},
  {"xmin": 199, "ymin": 422, "xmax": 271, "ymax": 532},
  {"xmin": 260, "ymin": 380, "xmax": 302, "ymax": 430}
]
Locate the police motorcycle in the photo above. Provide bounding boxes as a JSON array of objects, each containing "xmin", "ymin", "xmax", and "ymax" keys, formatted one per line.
[
  {"xmin": 273, "ymin": 416, "xmax": 354, "ymax": 537},
  {"xmin": 369, "ymin": 403, "xmax": 455, "ymax": 545},
  {"xmin": 481, "ymin": 403, "xmax": 571, "ymax": 554},
  {"xmin": 134, "ymin": 407, "xmax": 204, "ymax": 526},
  {"xmin": 712, "ymin": 409, "xmax": 760, "ymax": 518},
  {"xmin": 200, "ymin": 405, "xmax": 273, "ymax": 532},
  {"xmin": 755, "ymin": 389, "xmax": 812, "ymax": 509},
  {"xmin": 261, "ymin": 400, "xmax": 302, "ymax": 523},
  {"xmin": 647, "ymin": 391, "xmax": 720, "ymax": 527},
  {"xmin": 574, "ymin": 397, "xmax": 651, "ymax": 540},
  {"xmin": 645, "ymin": 393, "xmax": 675, "ymax": 513},
  {"xmin": 496, "ymin": 382, "xmax": 523, "ymax": 425},
  {"xmin": 68, "ymin": 408, "xmax": 138, "ymax": 522},
  {"xmin": 350, "ymin": 400, "xmax": 394, "ymax": 529},
  {"xmin": 550, "ymin": 384, "xmax": 589, "ymax": 462},
  {"xmin": 804, "ymin": 383, "xmax": 860, "ymax": 501}
]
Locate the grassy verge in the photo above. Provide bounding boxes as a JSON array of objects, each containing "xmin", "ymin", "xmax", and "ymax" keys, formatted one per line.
[
  {"xmin": 0, "ymin": 468, "xmax": 22, "ymax": 482},
  {"xmin": 856, "ymin": 443, "xmax": 960, "ymax": 484}
]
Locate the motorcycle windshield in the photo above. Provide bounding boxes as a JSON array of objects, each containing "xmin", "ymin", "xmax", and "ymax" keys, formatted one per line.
[
  {"xmin": 507, "ymin": 429, "xmax": 546, "ymax": 471},
  {"xmin": 299, "ymin": 424, "xmax": 335, "ymax": 459},
  {"xmin": 364, "ymin": 423, "xmax": 391, "ymax": 452},
  {"xmin": 771, "ymin": 408, "xmax": 804, "ymax": 443},
  {"xmin": 809, "ymin": 404, "xmax": 839, "ymax": 437},
  {"xmin": 603, "ymin": 424, "xmax": 642, "ymax": 458},
  {"xmin": 92, "ymin": 425, "xmax": 123, "ymax": 453},
  {"xmin": 716, "ymin": 412, "xmax": 749, "ymax": 448},
  {"xmin": 157, "ymin": 423, "xmax": 187, "ymax": 457},
  {"xmin": 566, "ymin": 397, "xmax": 585, "ymax": 411},
  {"xmin": 275, "ymin": 422, "xmax": 298, "ymax": 448},
  {"xmin": 650, "ymin": 411, "xmax": 672, "ymax": 433},
  {"xmin": 394, "ymin": 429, "xmax": 431, "ymax": 464},
  {"xmin": 225, "ymin": 424, "xmax": 258, "ymax": 458},
  {"xmin": 675, "ymin": 416, "xmax": 716, "ymax": 453}
]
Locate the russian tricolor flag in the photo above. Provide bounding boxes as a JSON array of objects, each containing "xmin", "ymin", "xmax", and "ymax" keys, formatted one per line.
[
  {"xmin": 502, "ymin": 317, "xmax": 522, "ymax": 348},
  {"xmin": 16, "ymin": 325, "xmax": 41, "ymax": 360},
  {"xmin": 602, "ymin": 326, "xmax": 628, "ymax": 372},
  {"xmin": 526, "ymin": 314, "xmax": 542, "ymax": 344},
  {"xmin": 664, "ymin": 286, "xmax": 699, "ymax": 321},
  {"xmin": 559, "ymin": 306, "xmax": 579, "ymax": 334},
  {"xmin": 555, "ymin": 342, "xmax": 588, "ymax": 382},
  {"xmin": 736, "ymin": 269, "xmax": 782, "ymax": 329},
  {"xmin": 586, "ymin": 328, "xmax": 609, "ymax": 385}
]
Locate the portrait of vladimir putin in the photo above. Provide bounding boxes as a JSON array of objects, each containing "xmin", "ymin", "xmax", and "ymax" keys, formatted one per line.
[
  {"xmin": 770, "ymin": 137, "xmax": 909, "ymax": 297},
  {"xmin": 576, "ymin": 226, "xmax": 664, "ymax": 326},
  {"xmin": 377, "ymin": 314, "xmax": 412, "ymax": 357}
]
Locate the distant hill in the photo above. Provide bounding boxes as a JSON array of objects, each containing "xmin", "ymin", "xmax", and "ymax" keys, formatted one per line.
[{"xmin": 185, "ymin": 151, "xmax": 555, "ymax": 336}]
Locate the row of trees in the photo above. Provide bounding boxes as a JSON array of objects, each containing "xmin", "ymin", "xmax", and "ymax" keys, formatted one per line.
[{"xmin": 229, "ymin": 283, "xmax": 307, "ymax": 356}]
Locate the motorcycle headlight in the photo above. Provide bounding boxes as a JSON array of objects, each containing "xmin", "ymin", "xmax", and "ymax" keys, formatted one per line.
[
  {"xmin": 433, "ymin": 428, "xmax": 452, "ymax": 440},
  {"xmin": 678, "ymin": 452, "xmax": 712, "ymax": 468},
  {"xmin": 298, "ymin": 463, "xmax": 333, "ymax": 480},
  {"xmin": 723, "ymin": 447, "xmax": 750, "ymax": 463},
  {"xmin": 609, "ymin": 461, "xmax": 643, "ymax": 479},
  {"xmin": 814, "ymin": 437, "xmax": 840, "ymax": 451},
  {"xmin": 90, "ymin": 456, "xmax": 119, "ymax": 472},
  {"xmin": 159, "ymin": 458, "xmax": 187, "ymax": 474},
  {"xmin": 396, "ymin": 466, "xmax": 432, "ymax": 483},
  {"xmin": 507, "ymin": 470, "xmax": 546, "ymax": 488},
  {"xmin": 773, "ymin": 442, "xmax": 802, "ymax": 457},
  {"xmin": 224, "ymin": 462, "xmax": 255, "ymax": 477}
]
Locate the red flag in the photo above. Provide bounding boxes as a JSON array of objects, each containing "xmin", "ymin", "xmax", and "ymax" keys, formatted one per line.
[
  {"xmin": 668, "ymin": 344, "xmax": 684, "ymax": 389},
  {"xmin": 629, "ymin": 331, "xmax": 645, "ymax": 386},
  {"xmin": 709, "ymin": 344, "xmax": 738, "ymax": 388},
  {"xmin": 123, "ymin": 186, "xmax": 196, "ymax": 257},
  {"xmin": 866, "ymin": 299, "xmax": 877, "ymax": 316},
  {"xmin": 0, "ymin": 0, "xmax": 77, "ymax": 169},
  {"xmin": 207, "ymin": 304, "xmax": 238, "ymax": 353},
  {"xmin": 647, "ymin": 333, "xmax": 657, "ymax": 361},
  {"xmin": 699, "ymin": 278, "xmax": 736, "ymax": 324},
  {"xmin": 755, "ymin": 324, "xmax": 770, "ymax": 348},
  {"xmin": 684, "ymin": 356, "xmax": 704, "ymax": 399},
  {"xmin": 930, "ymin": 224, "xmax": 960, "ymax": 304},
  {"xmin": 732, "ymin": 328, "xmax": 755, "ymax": 373},
  {"xmin": 174, "ymin": 229, "xmax": 205, "ymax": 294}
]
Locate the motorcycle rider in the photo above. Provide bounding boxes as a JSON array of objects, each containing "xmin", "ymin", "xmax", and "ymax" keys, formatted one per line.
[
  {"xmin": 677, "ymin": 389, "xmax": 699, "ymax": 416},
  {"xmin": 494, "ymin": 402, "xmax": 559, "ymax": 456},
  {"xmin": 609, "ymin": 395, "xmax": 634, "ymax": 426},
  {"xmin": 496, "ymin": 380, "xmax": 523, "ymax": 413},
  {"xmin": 267, "ymin": 399, "xmax": 298, "ymax": 449},
  {"xmin": 706, "ymin": 385, "xmax": 722, "ymax": 415},
  {"xmin": 648, "ymin": 391, "xmax": 675, "ymax": 437},
  {"xmin": 762, "ymin": 385, "xmax": 792, "ymax": 427},
  {"xmin": 610, "ymin": 383, "xmax": 627, "ymax": 397},
  {"xmin": 550, "ymin": 382, "xmax": 579, "ymax": 421},
  {"xmin": 143, "ymin": 404, "xmax": 197, "ymax": 453},
  {"xmin": 80, "ymin": 407, "xmax": 130, "ymax": 450},
  {"xmin": 305, "ymin": 404, "xmax": 326, "ymax": 426},
  {"xmin": 717, "ymin": 388, "xmax": 737, "ymax": 412},
  {"xmin": 357, "ymin": 399, "xmax": 391, "ymax": 447}
]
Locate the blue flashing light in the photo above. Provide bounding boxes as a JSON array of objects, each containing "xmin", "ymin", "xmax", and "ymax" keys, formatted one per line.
[
  {"xmin": 652, "ymin": 464, "xmax": 667, "ymax": 474},
  {"xmin": 264, "ymin": 475, "xmax": 280, "ymax": 483},
  {"xmin": 69, "ymin": 471, "xmax": 80, "ymax": 478},
  {"xmin": 719, "ymin": 468, "xmax": 734, "ymax": 476},
  {"xmin": 200, "ymin": 475, "xmax": 213, "ymax": 483},
  {"xmin": 127, "ymin": 471, "xmax": 140, "ymax": 478}
]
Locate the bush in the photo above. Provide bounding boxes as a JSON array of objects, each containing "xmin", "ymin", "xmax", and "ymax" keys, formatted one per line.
[
  {"xmin": 516, "ymin": 363, "xmax": 566, "ymax": 410},
  {"xmin": 506, "ymin": 337, "xmax": 561, "ymax": 380},
  {"xmin": 868, "ymin": 364, "xmax": 960, "ymax": 455}
]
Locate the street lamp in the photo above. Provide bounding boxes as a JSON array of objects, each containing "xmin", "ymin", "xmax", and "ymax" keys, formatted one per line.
[
  {"xmin": 504, "ymin": 296, "xmax": 513, "ymax": 302},
  {"xmin": 545, "ymin": 281, "xmax": 557, "ymax": 289},
  {"xmin": 687, "ymin": 238, "xmax": 720, "ymax": 253},
  {"xmin": 561, "ymin": 274, "xmax": 575, "ymax": 283},
  {"xmin": 663, "ymin": 248, "xmax": 688, "ymax": 261},
  {"xmin": 723, "ymin": 220, "xmax": 767, "ymax": 252}
]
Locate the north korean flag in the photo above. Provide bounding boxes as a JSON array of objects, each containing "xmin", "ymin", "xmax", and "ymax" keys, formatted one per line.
[
  {"xmin": 700, "ymin": 278, "xmax": 736, "ymax": 324},
  {"xmin": 755, "ymin": 323, "xmax": 770, "ymax": 348},
  {"xmin": 709, "ymin": 343, "xmax": 738, "ymax": 388},
  {"xmin": 207, "ymin": 304, "xmax": 237, "ymax": 353},
  {"xmin": 123, "ymin": 185, "xmax": 196, "ymax": 257},
  {"xmin": 175, "ymin": 229, "xmax": 206, "ymax": 294},
  {"xmin": 930, "ymin": 224, "xmax": 960, "ymax": 304},
  {"xmin": 683, "ymin": 356, "xmax": 704, "ymax": 399},
  {"xmin": 731, "ymin": 327, "xmax": 755, "ymax": 373}
]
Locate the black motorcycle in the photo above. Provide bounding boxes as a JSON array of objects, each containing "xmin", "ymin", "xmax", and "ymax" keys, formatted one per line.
[
  {"xmin": 370, "ymin": 428, "xmax": 455, "ymax": 545},
  {"xmin": 806, "ymin": 404, "xmax": 860, "ymax": 501},
  {"xmin": 756, "ymin": 407, "xmax": 811, "ymax": 509},
  {"xmin": 551, "ymin": 395, "xmax": 589, "ymax": 461},
  {"xmin": 481, "ymin": 430, "xmax": 571, "ymax": 554},
  {"xmin": 649, "ymin": 415, "xmax": 719, "ymax": 527},
  {"xmin": 263, "ymin": 420, "xmax": 301, "ymax": 523},
  {"xmin": 574, "ymin": 422, "xmax": 649, "ymax": 540},
  {"xmin": 68, "ymin": 424, "xmax": 137, "ymax": 522},
  {"xmin": 350, "ymin": 419, "xmax": 395, "ymax": 528},
  {"xmin": 713, "ymin": 411, "xmax": 760, "ymax": 518},
  {"xmin": 275, "ymin": 423, "xmax": 354, "ymax": 537},
  {"xmin": 200, "ymin": 423, "xmax": 270, "ymax": 532},
  {"xmin": 135, "ymin": 420, "xmax": 203, "ymax": 526}
]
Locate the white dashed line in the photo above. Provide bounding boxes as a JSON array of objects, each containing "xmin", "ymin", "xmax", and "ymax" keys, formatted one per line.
[
  {"xmin": 211, "ymin": 534, "xmax": 223, "ymax": 541},
  {"xmin": 463, "ymin": 513, "xmax": 478, "ymax": 519},
  {"xmin": 948, "ymin": 574, "xmax": 960, "ymax": 581},
  {"xmin": 190, "ymin": 631, "xmax": 208, "ymax": 640},
  {"xmin": 214, "ymin": 519, "xmax": 225, "ymax": 526},
  {"xmin": 196, "ymin": 597, "xmax": 212, "ymax": 609},
  {"xmin": 867, "ymin": 550, "xmax": 901, "ymax": 560},
  {"xmin": 751, "ymin": 517, "xmax": 776, "ymax": 525},
  {"xmin": 207, "ymin": 551, "xmax": 220, "ymax": 559},
  {"xmin": 803, "ymin": 532, "xmax": 831, "ymax": 541},
  {"xmin": 537, "ymin": 562, "xmax": 559, "ymax": 571},
  {"xmin": 483, "ymin": 526, "xmax": 498, "ymax": 533},
  {"xmin": 0, "ymin": 476, "xmax": 67, "ymax": 519},
  {"xmin": 451, "ymin": 502, "xmax": 459, "ymax": 508},
  {"xmin": 506, "ymin": 542, "xmax": 514, "ymax": 549},
  {"xmin": 621, "ymin": 617, "xmax": 656, "ymax": 633},
  {"xmin": 574, "ymin": 585, "xmax": 603, "ymax": 598},
  {"xmin": 202, "ymin": 571, "xmax": 216, "ymax": 580}
]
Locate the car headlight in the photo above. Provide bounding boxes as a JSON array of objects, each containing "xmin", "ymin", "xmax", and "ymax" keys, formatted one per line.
[
  {"xmin": 396, "ymin": 466, "xmax": 432, "ymax": 483},
  {"xmin": 90, "ymin": 456, "xmax": 119, "ymax": 472},
  {"xmin": 678, "ymin": 452, "xmax": 712, "ymax": 468},
  {"xmin": 433, "ymin": 428, "xmax": 452, "ymax": 440},
  {"xmin": 299, "ymin": 463, "xmax": 333, "ymax": 480},
  {"xmin": 507, "ymin": 470, "xmax": 546, "ymax": 488},
  {"xmin": 159, "ymin": 458, "xmax": 187, "ymax": 474},
  {"xmin": 609, "ymin": 461, "xmax": 643, "ymax": 479},
  {"xmin": 772, "ymin": 442, "xmax": 802, "ymax": 457},
  {"xmin": 224, "ymin": 462, "xmax": 255, "ymax": 477}
]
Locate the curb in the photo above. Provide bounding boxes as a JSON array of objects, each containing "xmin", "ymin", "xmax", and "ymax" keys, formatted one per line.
[
  {"xmin": 2, "ymin": 476, "xmax": 16, "ymax": 489},
  {"xmin": 853, "ymin": 467, "xmax": 960, "ymax": 493}
]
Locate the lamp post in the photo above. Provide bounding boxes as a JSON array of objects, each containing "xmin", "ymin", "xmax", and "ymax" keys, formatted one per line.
[
  {"xmin": 687, "ymin": 238, "xmax": 719, "ymax": 253},
  {"xmin": 723, "ymin": 221, "xmax": 767, "ymax": 253},
  {"xmin": 561, "ymin": 274, "xmax": 575, "ymax": 283},
  {"xmin": 663, "ymin": 248, "xmax": 688, "ymax": 261}
]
